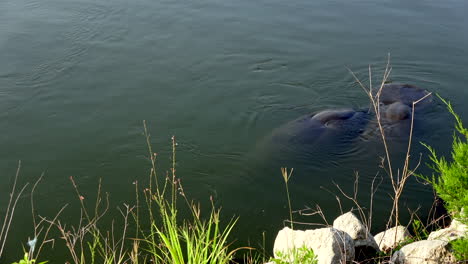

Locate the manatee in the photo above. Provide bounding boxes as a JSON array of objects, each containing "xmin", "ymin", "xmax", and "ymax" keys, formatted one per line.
[
  {"xmin": 377, "ymin": 83, "xmax": 432, "ymax": 108},
  {"xmin": 254, "ymin": 83, "xmax": 432, "ymax": 168},
  {"xmin": 265, "ymin": 83, "xmax": 432, "ymax": 146},
  {"xmin": 268, "ymin": 109, "xmax": 371, "ymax": 145}
]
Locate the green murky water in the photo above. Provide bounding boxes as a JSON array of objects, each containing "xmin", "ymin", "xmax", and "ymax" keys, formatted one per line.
[{"xmin": 1, "ymin": 0, "xmax": 467, "ymax": 260}]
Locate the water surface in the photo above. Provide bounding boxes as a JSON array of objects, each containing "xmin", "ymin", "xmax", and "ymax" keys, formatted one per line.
[{"xmin": 1, "ymin": 0, "xmax": 468, "ymax": 260}]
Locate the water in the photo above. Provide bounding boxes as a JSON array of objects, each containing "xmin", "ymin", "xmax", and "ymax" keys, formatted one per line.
[{"xmin": 1, "ymin": 0, "xmax": 468, "ymax": 261}]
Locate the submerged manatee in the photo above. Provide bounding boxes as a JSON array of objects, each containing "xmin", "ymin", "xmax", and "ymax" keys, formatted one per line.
[
  {"xmin": 254, "ymin": 83, "xmax": 432, "ymax": 169},
  {"xmin": 268, "ymin": 109, "xmax": 371, "ymax": 146},
  {"xmin": 268, "ymin": 83, "xmax": 432, "ymax": 145},
  {"xmin": 254, "ymin": 109, "xmax": 372, "ymax": 170}
]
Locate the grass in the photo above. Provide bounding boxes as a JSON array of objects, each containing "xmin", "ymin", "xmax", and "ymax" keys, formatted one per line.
[
  {"xmin": 450, "ymin": 237, "xmax": 468, "ymax": 262},
  {"xmin": 271, "ymin": 245, "xmax": 318, "ymax": 264},
  {"xmin": 139, "ymin": 122, "xmax": 242, "ymax": 264},
  {"xmin": 1, "ymin": 121, "xmax": 243, "ymax": 264},
  {"xmin": 11, "ymin": 253, "xmax": 47, "ymax": 264}
]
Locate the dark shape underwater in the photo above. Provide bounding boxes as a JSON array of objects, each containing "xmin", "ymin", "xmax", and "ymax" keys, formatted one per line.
[{"xmin": 254, "ymin": 83, "xmax": 433, "ymax": 170}]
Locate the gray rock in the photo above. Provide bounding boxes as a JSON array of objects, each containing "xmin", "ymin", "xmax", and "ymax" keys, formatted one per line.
[
  {"xmin": 374, "ymin": 225, "xmax": 410, "ymax": 252},
  {"xmin": 428, "ymin": 218, "xmax": 466, "ymax": 242},
  {"xmin": 391, "ymin": 240, "xmax": 456, "ymax": 264},
  {"xmin": 333, "ymin": 212, "xmax": 379, "ymax": 250},
  {"xmin": 273, "ymin": 226, "xmax": 355, "ymax": 264}
]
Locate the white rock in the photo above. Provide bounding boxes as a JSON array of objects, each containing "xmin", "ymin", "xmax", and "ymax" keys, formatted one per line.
[
  {"xmin": 333, "ymin": 212, "xmax": 379, "ymax": 250},
  {"xmin": 428, "ymin": 218, "xmax": 467, "ymax": 242},
  {"xmin": 273, "ymin": 226, "xmax": 354, "ymax": 264},
  {"xmin": 374, "ymin": 225, "xmax": 410, "ymax": 252},
  {"xmin": 391, "ymin": 240, "xmax": 456, "ymax": 264}
]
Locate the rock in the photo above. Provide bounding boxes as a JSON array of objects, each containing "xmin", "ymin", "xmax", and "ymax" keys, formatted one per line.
[
  {"xmin": 391, "ymin": 240, "xmax": 456, "ymax": 264},
  {"xmin": 333, "ymin": 212, "xmax": 379, "ymax": 250},
  {"xmin": 273, "ymin": 226, "xmax": 355, "ymax": 264},
  {"xmin": 428, "ymin": 218, "xmax": 467, "ymax": 242},
  {"xmin": 374, "ymin": 225, "xmax": 410, "ymax": 252}
]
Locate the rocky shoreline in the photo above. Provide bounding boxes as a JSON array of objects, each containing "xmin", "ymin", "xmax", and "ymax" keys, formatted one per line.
[{"xmin": 267, "ymin": 211, "xmax": 466, "ymax": 264}]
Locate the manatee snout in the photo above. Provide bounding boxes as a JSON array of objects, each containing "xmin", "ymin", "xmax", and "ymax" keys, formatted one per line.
[{"xmin": 384, "ymin": 102, "xmax": 411, "ymax": 121}]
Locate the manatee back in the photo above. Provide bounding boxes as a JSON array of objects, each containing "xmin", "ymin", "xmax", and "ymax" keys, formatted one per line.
[
  {"xmin": 377, "ymin": 83, "xmax": 432, "ymax": 107},
  {"xmin": 252, "ymin": 109, "xmax": 372, "ymax": 172},
  {"xmin": 266, "ymin": 109, "xmax": 370, "ymax": 147},
  {"xmin": 313, "ymin": 109, "xmax": 370, "ymax": 131}
]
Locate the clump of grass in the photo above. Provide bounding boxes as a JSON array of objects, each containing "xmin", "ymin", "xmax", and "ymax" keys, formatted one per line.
[
  {"xmin": 46, "ymin": 176, "xmax": 134, "ymax": 264},
  {"xmin": 10, "ymin": 253, "xmax": 48, "ymax": 264},
  {"xmin": 410, "ymin": 218, "xmax": 429, "ymax": 241},
  {"xmin": 450, "ymin": 237, "xmax": 468, "ymax": 262},
  {"xmin": 271, "ymin": 245, "xmax": 318, "ymax": 264},
  {"xmin": 140, "ymin": 121, "xmax": 241, "ymax": 264}
]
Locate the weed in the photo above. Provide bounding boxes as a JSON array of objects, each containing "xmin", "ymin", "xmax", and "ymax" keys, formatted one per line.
[
  {"xmin": 10, "ymin": 253, "xmax": 48, "ymax": 264},
  {"xmin": 410, "ymin": 219, "xmax": 429, "ymax": 241},
  {"xmin": 270, "ymin": 245, "xmax": 318, "ymax": 264}
]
